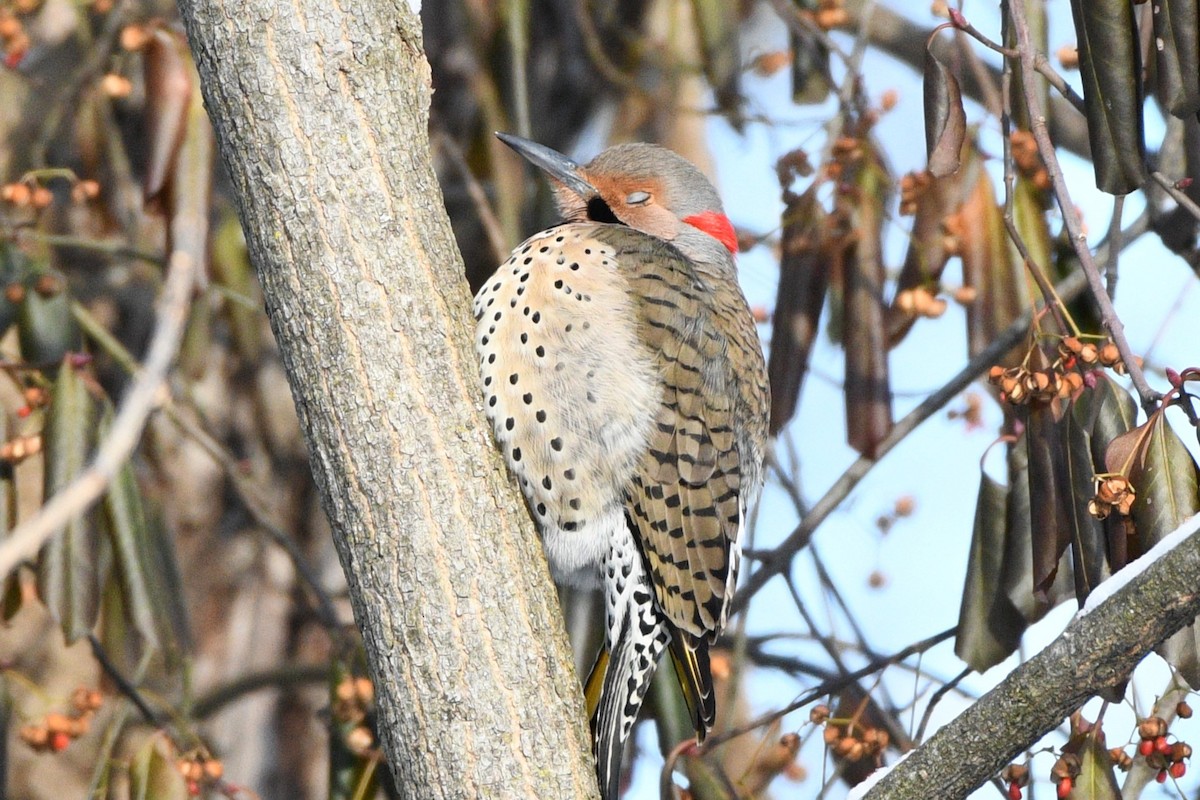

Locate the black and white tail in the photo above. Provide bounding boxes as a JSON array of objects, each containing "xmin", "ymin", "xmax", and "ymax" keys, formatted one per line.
[{"xmin": 590, "ymin": 528, "xmax": 671, "ymax": 800}]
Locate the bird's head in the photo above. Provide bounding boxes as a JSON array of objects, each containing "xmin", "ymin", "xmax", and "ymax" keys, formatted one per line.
[{"xmin": 498, "ymin": 133, "xmax": 738, "ymax": 268}]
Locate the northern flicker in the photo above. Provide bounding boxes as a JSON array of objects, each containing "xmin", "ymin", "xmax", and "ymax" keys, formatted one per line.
[{"xmin": 473, "ymin": 133, "xmax": 769, "ymax": 799}]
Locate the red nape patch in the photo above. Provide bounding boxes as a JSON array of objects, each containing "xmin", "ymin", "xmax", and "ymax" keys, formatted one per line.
[{"xmin": 683, "ymin": 211, "xmax": 738, "ymax": 254}]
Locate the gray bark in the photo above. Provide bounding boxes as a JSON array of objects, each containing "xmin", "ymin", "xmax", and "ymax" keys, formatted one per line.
[
  {"xmin": 174, "ymin": 2, "xmax": 598, "ymax": 798},
  {"xmin": 867, "ymin": 523, "xmax": 1200, "ymax": 798}
]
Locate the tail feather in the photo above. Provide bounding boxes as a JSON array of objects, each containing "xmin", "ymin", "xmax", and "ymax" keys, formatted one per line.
[
  {"xmin": 667, "ymin": 632, "xmax": 715, "ymax": 740},
  {"xmin": 591, "ymin": 605, "xmax": 670, "ymax": 800}
]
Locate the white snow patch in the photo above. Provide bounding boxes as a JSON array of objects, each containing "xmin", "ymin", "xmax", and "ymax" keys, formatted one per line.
[
  {"xmin": 405, "ymin": 0, "xmax": 421, "ymax": 15},
  {"xmin": 1080, "ymin": 512, "xmax": 1200, "ymax": 616},
  {"xmin": 846, "ymin": 750, "xmax": 913, "ymax": 800}
]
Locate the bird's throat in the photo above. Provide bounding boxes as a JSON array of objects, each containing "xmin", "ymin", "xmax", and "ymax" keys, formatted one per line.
[{"xmin": 682, "ymin": 211, "xmax": 738, "ymax": 254}]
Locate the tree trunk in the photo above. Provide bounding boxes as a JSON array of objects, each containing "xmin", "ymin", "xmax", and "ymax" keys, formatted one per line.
[{"xmin": 174, "ymin": 2, "xmax": 599, "ymax": 798}]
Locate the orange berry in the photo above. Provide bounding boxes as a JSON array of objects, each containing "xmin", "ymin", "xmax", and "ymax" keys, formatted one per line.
[
  {"xmin": 750, "ymin": 51, "xmax": 791, "ymax": 78},
  {"xmin": 353, "ymin": 677, "xmax": 374, "ymax": 705},
  {"xmin": 1170, "ymin": 761, "xmax": 1187, "ymax": 779},
  {"xmin": 30, "ymin": 186, "xmax": 52, "ymax": 209},
  {"xmin": 2, "ymin": 183, "xmax": 31, "ymax": 206},
  {"xmin": 18, "ymin": 724, "xmax": 49, "ymax": 748},
  {"xmin": 1140, "ymin": 739, "xmax": 1157, "ymax": 757},
  {"xmin": 1177, "ymin": 701, "xmax": 1193, "ymax": 719},
  {"xmin": 50, "ymin": 731, "xmax": 70, "ymax": 752},
  {"xmin": 1056, "ymin": 776, "xmax": 1072, "ymax": 798},
  {"xmin": 44, "ymin": 712, "xmax": 71, "ymax": 734},
  {"xmin": 100, "ymin": 73, "xmax": 132, "ymax": 98}
]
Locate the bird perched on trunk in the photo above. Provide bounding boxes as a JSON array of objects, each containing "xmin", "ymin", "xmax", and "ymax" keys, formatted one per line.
[{"xmin": 473, "ymin": 133, "xmax": 769, "ymax": 799}]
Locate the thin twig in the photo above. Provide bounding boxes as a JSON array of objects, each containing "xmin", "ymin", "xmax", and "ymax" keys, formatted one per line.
[
  {"xmin": 734, "ymin": 212, "xmax": 1150, "ymax": 608},
  {"xmin": 1105, "ymin": 195, "xmax": 1124, "ymax": 301},
  {"xmin": 1007, "ymin": 0, "xmax": 1160, "ymax": 414},
  {"xmin": 71, "ymin": 302, "xmax": 346, "ymax": 640},
  {"xmin": 87, "ymin": 635, "xmax": 162, "ymax": 726},
  {"xmin": 574, "ymin": 0, "xmax": 642, "ymax": 90},
  {"xmin": 1151, "ymin": 171, "xmax": 1200, "ymax": 223},
  {"xmin": 0, "ymin": 248, "xmax": 195, "ymax": 580},
  {"xmin": 434, "ymin": 133, "xmax": 509, "ymax": 266},
  {"xmin": 949, "ymin": 11, "xmax": 1085, "ymax": 115},
  {"xmin": 190, "ymin": 663, "xmax": 330, "ymax": 719},
  {"xmin": 506, "ymin": 0, "xmax": 531, "ymax": 140},
  {"xmin": 14, "ymin": 230, "xmax": 165, "ymax": 267},
  {"xmin": 915, "ymin": 666, "xmax": 971, "ymax": 742},
  {"xmin": 702, "ymin": 627, "xmax": 957, "ymax": 750}
]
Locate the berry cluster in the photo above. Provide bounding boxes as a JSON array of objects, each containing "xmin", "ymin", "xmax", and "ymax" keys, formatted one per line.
[
  {"xmin": 987, "ymin": 336, "xmax": 1140, "ymax": 409},
  {"xmin": 894, "ymin": 286, "xmax": 947, "ymax": 319},
  {"xmin": 812, "ymin": 704, "xmax": 889, "ymax": 764},
  {"xmin": 1058, "ymin": 336, "xmax": 1137, "ymax": 375},
  {"xmin": 1049, "ymin": 752, "xmax": 1079, "ymax": 798},
  {"xmin": 1000, "ymin": 763, "xmax": 1028, "ymax": 800},
  {"xmin": 898, "ymin": 170, "xmax": 932, "ymax": 216},
  {"xmin": 1132, "ymin": 716, "xmax": 1191, "ymax": 784},
  {"xmin": 17, "ymin": 687, "xmax": 102, "ymax": 753},
  {"xmin": 332, "ymin": 674, "xmax": 377, "ymax": 757},
  {"xmin": 1087, "ymin": 475, "xmax": 1135, "ymax": 519},
  {"xmin": 0, "ymin": 434, "xmax": 41, "ymax": 463},
  {"xmin": 987, "ymin": 363, "xmax": 1083, "ymax": 406},
  {"xmin": 176, "ymin": 752, "xmax": 225, "ymax": 797}
]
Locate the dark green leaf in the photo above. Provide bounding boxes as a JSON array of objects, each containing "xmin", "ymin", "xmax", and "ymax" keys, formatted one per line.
[
  {"xmin": 17, "ymin": 278, "xmax": 81, "ymax": 369},
  {"xmin": 1025, "ymin": 394, "xmax": 1072, "ymax": 600},
  {"xmin": 1075, "ymin": 375, "xmax": 1138, "ymax": 568},
  {"xmin": 36, "ymin": 358, "xmax": 102, "ymax": 643},
  {"xmin": 1069, "ymin": 0, "xmax": 1149, "ymax": 193},
  {"xmin": 843, "ymin": 150, "xmax": 893, "ymax": 458},
  {"xmin": 100, "ymin": 405, "xmax": 161, "ymax": 651},
  {"xmin": 210, "ymin": 212, "xmax": 262, "ymax": 364},
  {"xmin": 1152, "ymin": 0, "xmax": 1200, "ymax": 118},
  {"xmin": 768, "ymin": 187, "xmax": 828, "ymax": 435},
  {"xmin": 1061, "ymin": 401, "xmax": 1109, "ymax": 602},
  {"xmin": 1130, "ymin": 416, "xmax": 1200, "ymax": 684},
  {"xmin": 1072, "ymin": 727, "xmax": 1122, "ymax": 800},
  {"xmin": 923, "ymin": 45, "xmax": 966, "ymax": 178},
  {"xmin": 1003, "ymin": 437, "xmax": 1072, "ymax": 623},
  {"xmin": 956, "ymin": 472, "xmax": 1027, "ymax": 671}
]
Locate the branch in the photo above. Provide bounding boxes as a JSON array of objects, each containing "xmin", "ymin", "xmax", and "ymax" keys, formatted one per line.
[
  {"xmin": 0, "ymin": 241, "xmax": 196, "ymax": 581},
  {"xmin": 837, "ymin": 0, "xmax": 1092, "ymax": 159},
  {"xmin": 1007, "ymin": 0, "xmax": 1161, "ymax": 413},
  {"xmin": 865, "ymin": 514, "xmax": 1200, "ymax": 798},
  {"xmin": 736, "ymin": 211, "xmax": 1149, "ymax": 609}
]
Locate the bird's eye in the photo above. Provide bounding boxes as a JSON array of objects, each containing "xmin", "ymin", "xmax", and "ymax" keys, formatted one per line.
[{"xmin": 625, "ymin": 191, "xmax": 651, "ymax": 205}]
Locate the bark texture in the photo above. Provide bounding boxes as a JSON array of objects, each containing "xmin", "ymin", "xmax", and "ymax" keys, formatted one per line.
[
  {"xmin": 867, "ymin": 523, "xmax": 1200, "ymax": 798},
  {"xmin": 174, "ymin": 2, "xmax": 598, "ymax": 798}
]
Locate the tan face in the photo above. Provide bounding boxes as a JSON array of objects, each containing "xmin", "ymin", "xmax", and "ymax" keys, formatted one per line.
[{"xmin": 554, "ymin": 172, "xmax": 683, "ymax": 243}]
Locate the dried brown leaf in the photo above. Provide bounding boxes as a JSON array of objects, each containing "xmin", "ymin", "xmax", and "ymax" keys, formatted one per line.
[{"xmin": 923, "ymin": 45, "xmax": 966, "ymax": 178}]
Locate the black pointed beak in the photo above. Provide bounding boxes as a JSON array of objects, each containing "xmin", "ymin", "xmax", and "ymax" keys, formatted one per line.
[{"xmin": 496, "ymin": 132, "xmax": 597, "ymax": 199}]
